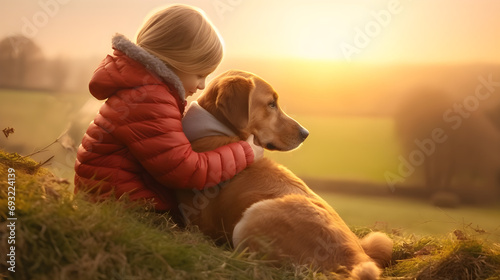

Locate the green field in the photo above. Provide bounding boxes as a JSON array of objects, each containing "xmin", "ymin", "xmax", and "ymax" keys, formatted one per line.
[
  {"xmin": 0, "ymin": 90, "xmax": 75, "ymax": 147},
  {"xmin": 266, "ymin": 115, "xmax": 401, "ymax": 183},
  {"xmin": 0, "ymin": 89, "xmax": 90, "ymax": 180},
  {"xmin": 318, "ymin": 191, "xmax": 500, "ymax": 242},
  {"xmin": 2, "ymin": 89, "xmax": 499, "ymax": 241}
]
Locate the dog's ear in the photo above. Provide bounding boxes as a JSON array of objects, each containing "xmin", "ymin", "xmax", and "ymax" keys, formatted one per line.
[{"xmin": 215, "ymin": 76, "xmax": 255, "ymax": 129}]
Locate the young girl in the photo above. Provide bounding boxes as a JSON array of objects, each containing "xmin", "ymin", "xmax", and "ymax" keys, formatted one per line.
[{"xmin": 74, "ymin": 5, "xmax": 263, "ymax": 218}]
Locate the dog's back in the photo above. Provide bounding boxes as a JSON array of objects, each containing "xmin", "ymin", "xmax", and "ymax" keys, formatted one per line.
[{"xmin": 232, "ymin": 194, "xmax": 389, "ymax": 279}]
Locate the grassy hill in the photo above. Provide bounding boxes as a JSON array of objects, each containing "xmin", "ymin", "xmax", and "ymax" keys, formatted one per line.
[{"xmin": 1, "ymin": 150, "xmax": 500, "ymax": 279}]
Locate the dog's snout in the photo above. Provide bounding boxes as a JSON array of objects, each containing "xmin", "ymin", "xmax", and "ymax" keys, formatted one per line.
[{"xmin": 299, "ymin": 127, "xmax": 309, "ymax": 141}]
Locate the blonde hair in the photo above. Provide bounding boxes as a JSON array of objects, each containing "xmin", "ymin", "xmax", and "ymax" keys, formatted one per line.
[{"xmin": 136, "ymin": 4, "xmax": 223, "ymax": 75}]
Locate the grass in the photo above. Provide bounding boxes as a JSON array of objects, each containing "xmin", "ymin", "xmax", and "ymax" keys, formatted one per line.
[
  {"xmin": 1, "ymin": 150, "xmax": 500, "ymax": 279},
  {"xmin": 386, "ymin": 235, "xmax": 500, "ymax": 279}
]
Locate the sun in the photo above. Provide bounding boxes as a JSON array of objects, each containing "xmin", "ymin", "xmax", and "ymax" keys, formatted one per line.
[{"xmin": 274, "ymin": 4, "xmax": 370, "ymax": 61}]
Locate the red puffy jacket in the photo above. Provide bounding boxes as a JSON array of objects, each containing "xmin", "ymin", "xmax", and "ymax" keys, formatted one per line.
[{"xmin": 74, "ymin": 34, "xmax": 254, "ymax": 212}]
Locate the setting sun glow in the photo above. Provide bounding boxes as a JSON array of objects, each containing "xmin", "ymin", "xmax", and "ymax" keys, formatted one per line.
[{"xmin": 2, "ymin": 0, "xmax": 500, "ymax": 63}]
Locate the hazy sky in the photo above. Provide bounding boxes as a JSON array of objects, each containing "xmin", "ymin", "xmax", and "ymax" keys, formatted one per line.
[{"xmin": 1, "ymin": 0, "xmax": 500, "ymax": 63}]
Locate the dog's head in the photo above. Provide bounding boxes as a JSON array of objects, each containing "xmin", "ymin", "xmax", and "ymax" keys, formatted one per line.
[{"xmin": 197, "ymin": 70, "xmax": 309, "ymax": 151}]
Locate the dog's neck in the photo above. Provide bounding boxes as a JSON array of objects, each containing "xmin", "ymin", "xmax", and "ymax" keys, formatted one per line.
[{"xmin": 182, "ymin": 101, "xmax": 238, "ymax": 142}]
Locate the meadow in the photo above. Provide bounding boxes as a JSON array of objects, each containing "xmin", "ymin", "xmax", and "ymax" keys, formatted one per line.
[
  {"xmin": 1, "ymin": 89, "xmax": 500, "ymax": 243},
  {"xmin": 319, "ymin": 191, "xmax": 500, "ymax": 243},
  {"xmin": 266, "ymin": 115, "xmax": 400, "ymax": 183}
]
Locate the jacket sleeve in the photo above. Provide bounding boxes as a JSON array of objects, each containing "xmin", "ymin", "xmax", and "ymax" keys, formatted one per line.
[{"xmin": 97, "ymin": 85, "xmax": 254, "ymax": 190}]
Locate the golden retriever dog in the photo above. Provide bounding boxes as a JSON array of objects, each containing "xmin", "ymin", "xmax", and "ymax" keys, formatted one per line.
[{"xmin": 177, "ymin": 70, "xmax": 393, "ymax": 279}]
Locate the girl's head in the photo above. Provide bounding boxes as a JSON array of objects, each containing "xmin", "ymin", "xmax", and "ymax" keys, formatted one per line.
[{"xmin": 136, "ymin": 5, "xmax": 223, "ymax": 95}]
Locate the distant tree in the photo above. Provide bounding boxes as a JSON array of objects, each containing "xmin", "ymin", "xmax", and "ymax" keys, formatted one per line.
[
  {"xmin": 485, "ymin": 103, "xmax": 500, "ymax": 130},
  {"xmin": 394, "ymin": 88, "xmax": 500, "ymax": 203},
  {"xmin": 0, "ymin": 35, "xmax": 44, "ymax": 89},
  {"xmin": 395, "ymin": 88, "xmax": 455, "ymax": 191}
]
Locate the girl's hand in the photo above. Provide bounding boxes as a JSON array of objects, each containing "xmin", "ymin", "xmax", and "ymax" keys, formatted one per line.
[{"xmin": 245, "ymin": 134, "xmax": 264, "ymax": 161}]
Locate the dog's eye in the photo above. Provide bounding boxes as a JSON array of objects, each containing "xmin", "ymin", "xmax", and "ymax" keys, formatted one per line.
[{"xmin": 268, "ymin": 101, "xmax": 277, "ymax": 109}]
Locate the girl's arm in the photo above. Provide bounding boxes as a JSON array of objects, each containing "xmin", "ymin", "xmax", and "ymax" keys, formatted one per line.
[{"xmin": 99, "ymin": 85, "xmax": 254, "ymax": 190}]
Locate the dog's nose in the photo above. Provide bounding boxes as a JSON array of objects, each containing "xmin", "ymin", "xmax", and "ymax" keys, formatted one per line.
[{"xmin": 299, "ymin": 127, "xmax": 309, "ymax": 141}]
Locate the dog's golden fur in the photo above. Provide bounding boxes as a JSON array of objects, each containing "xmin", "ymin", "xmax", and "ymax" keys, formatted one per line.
[{"xmin": 177, "ymin": 70, "xmax": 393, "ymax": 279}]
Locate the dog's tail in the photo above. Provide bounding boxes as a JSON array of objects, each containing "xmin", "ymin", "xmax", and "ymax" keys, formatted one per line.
[
  {"xmin": 350, "ymin": 261, "xmax": 380, "ymax": 280},
  {"xmin": 359, "ymin": 231, "xmax": 394, "ymax": 268}
]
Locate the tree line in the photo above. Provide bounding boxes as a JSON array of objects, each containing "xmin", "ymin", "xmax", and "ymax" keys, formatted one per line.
[
  {"xmin": 394, "ymin": 84, "xmax": 500, "ymax": 205},
  {"xmin": 0, "ymin": 35, "xmax": 93, "ymax": 92}
]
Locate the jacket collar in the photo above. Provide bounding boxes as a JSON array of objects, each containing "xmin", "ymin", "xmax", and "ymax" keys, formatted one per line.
[
  {"xmin": 111, "ymin": 33, "xmax": 186, "ymax": 101},
  {"xmin": 182, "ymin": 101, "xmax": 237, "ymax": 142}
]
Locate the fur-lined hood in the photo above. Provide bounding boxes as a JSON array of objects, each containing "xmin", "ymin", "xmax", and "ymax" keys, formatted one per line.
[
  {"xmin": 112, "ymin": 34, "xmax": 185, "ymax": 100},
  {"xmin": 89, "ymin": 33, "xmax": 185, "ymax": 101}
]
